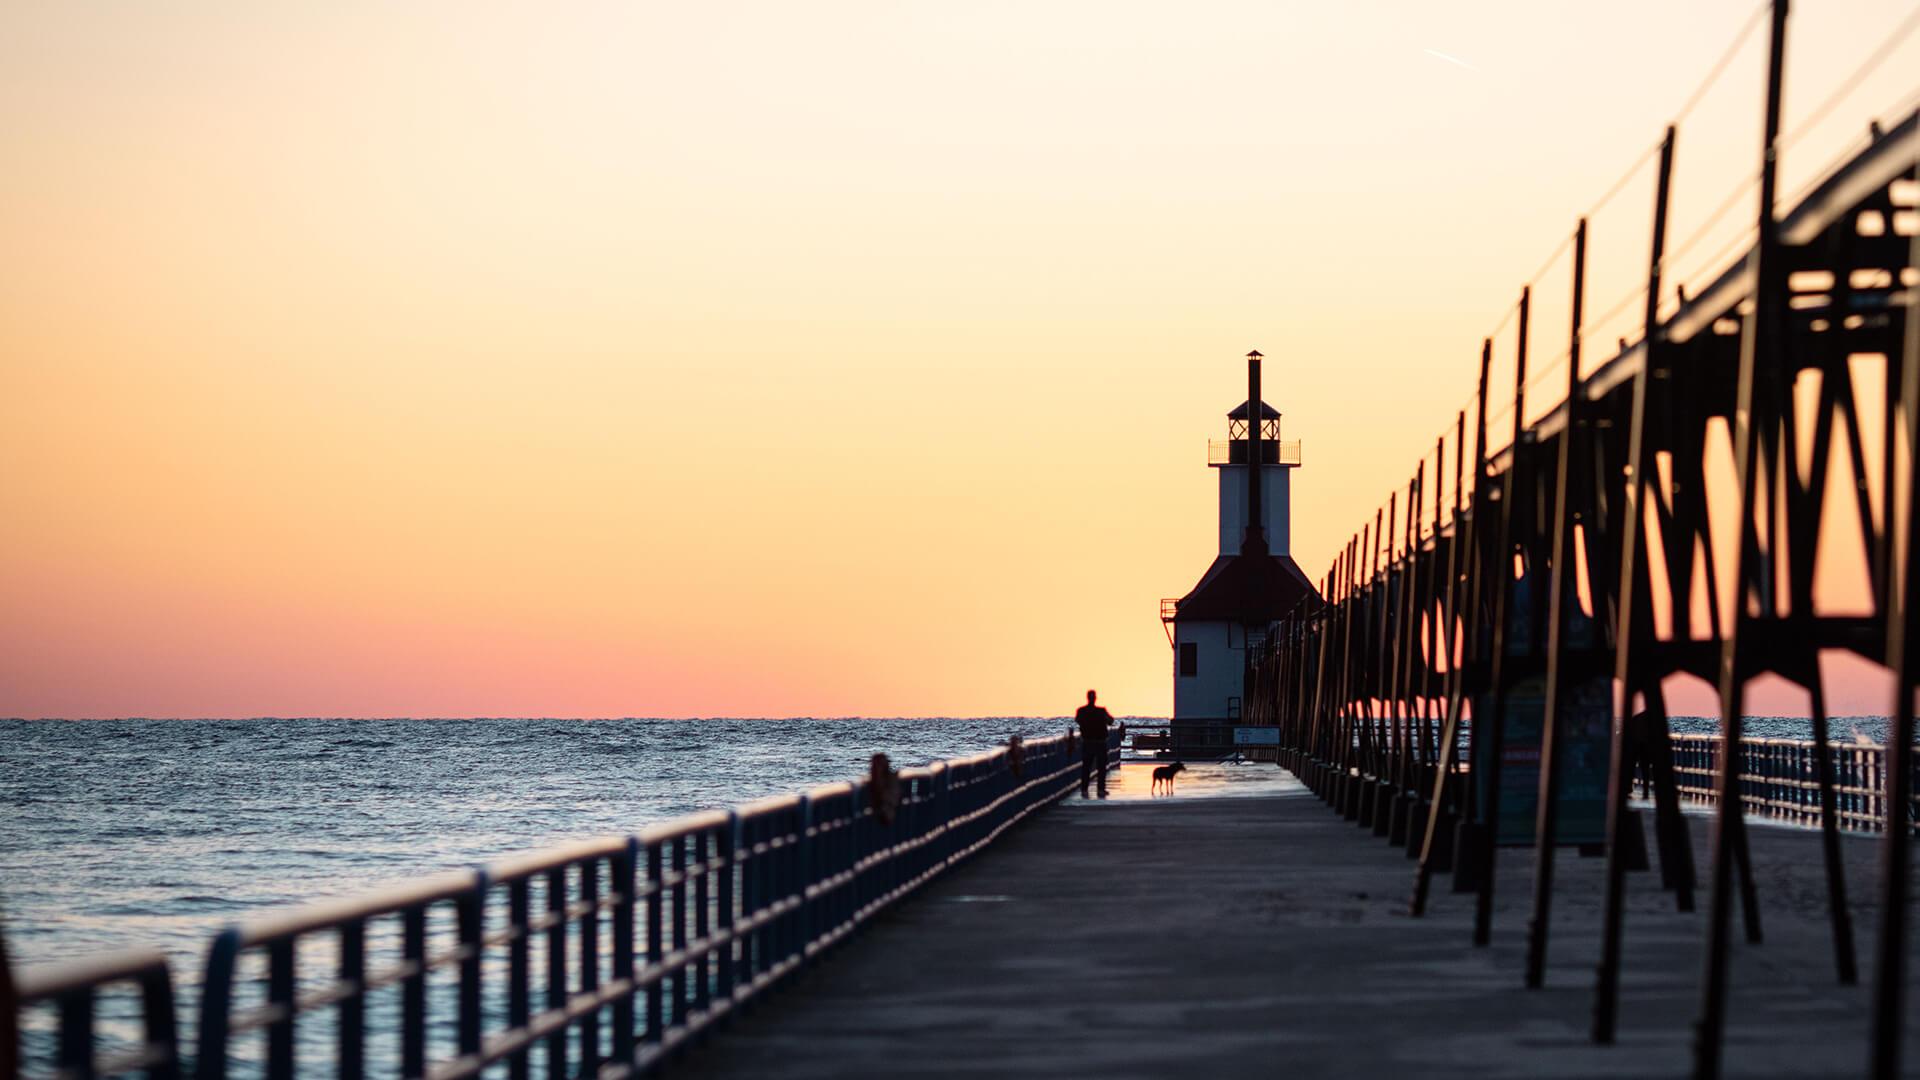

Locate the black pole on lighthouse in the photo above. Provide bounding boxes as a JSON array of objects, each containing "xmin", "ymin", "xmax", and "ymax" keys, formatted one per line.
[
  {"xmin": 1243, "ymin": 350, "xmax": 1268, "ymax": 557},
  {"xmin": 1241, "ymin": 349, "xmax": 1269, "ymax": 723}
]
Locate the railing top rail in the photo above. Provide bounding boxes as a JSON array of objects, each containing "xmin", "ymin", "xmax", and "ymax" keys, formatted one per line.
[
  {"xmin": 487, "ymin": 834, "xmax": 633, "ymax": 880},
  {"xmin": 635, "ymin": 807, "xmax": 733, "ymax": 845},
  {"xmin": 735, "ymin": 792, "xmax": 805, "ymax": 817},
  {"xmin": 1665, "ymin": 732, "xmax": 1889, "ymax": 750},
  {"xmin": 804, "ymin": 780, "xmax": 858, "ymax": 802},
  {"xmin": 225, "ymin": 869, "xmax": 477, "ymax": 948},
  {"xmin": 12, "ymin": 947, "xmax": 170, "ymax": 1003}
]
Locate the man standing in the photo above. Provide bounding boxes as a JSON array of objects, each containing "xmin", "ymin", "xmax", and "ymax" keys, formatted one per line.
[{"xmin": 1074, "ymin": 690, "xmax": 1119, "ymax": 797}]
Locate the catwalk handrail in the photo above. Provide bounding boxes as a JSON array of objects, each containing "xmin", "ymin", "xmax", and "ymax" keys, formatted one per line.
[{"xmin": 4, "ymin": 728, "xmax": 1122, "ymax": 1080}]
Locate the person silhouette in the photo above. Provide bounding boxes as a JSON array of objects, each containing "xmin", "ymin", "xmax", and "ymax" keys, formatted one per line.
[{"xmin": 1074, "ymin": 690, "xmax": 1118, "ymax": 797}]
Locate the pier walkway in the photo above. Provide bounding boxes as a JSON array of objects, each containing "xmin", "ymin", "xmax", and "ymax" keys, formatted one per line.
[{"xmin": 683, "ymin": 762, "xmax": 1917, "ymax": 1079}]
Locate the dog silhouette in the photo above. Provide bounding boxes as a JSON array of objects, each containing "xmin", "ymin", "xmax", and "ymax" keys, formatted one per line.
[{"xmin": 1151, "ymin": 761, "xmax": 1186, "ymax": 795}]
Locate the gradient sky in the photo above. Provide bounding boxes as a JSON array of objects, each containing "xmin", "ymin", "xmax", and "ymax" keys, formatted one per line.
[{"xmin": 3, "ymin": 1, "xmax": 1915, "ymax": 718}]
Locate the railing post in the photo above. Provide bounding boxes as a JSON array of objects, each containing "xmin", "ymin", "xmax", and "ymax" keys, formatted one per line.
[
  {"xmin": 402, "ymin": 906, "xmax": 427, "ymax": 1080},
  {"xmin": 761, "ymin": 812, "xmax": 777, "ymax": 974},
  {"xmin": 341, "ymin": 919, "xmax": 366, "ymax": 1080},
  {"xmin": 789, "ymin": 797, "xmax": 809, "ymax": 972},
  {"xmin": 671, "ymin": 833, "xmax": 690, "ymax": 1019},
  {"xmin": 579, "ymin": 860, "xmax": 600, "ymax": 1067},
  {"xmin": 0, "ymin": 929, "xmax": 16, "ymax": 1080},
  {"xmin": 267, "ymin": 937, "xmax": 295, "ymax": 1080},
  {"xmin": 799, "ymin": 799, "xmax": 818, "ymax": 959},
  {"xmin": 542, "ymin": 867, "xmax": 566, "ymax": 1076},
  {"xmin": 852, "ymin": 784, "xmax": 871, "ymax": 922},
  {"xmin": 645, "ymin": 839, "xmax": 664, "ymax": 1047},
  {"xmin": 459, "ymin": 871, "xmax": 486, "ymax": 1068},
  {"xmin": 196, "ymin": 927, "xmax": 240, "ymax": 1080},
  {"xmin": 695, "ymin": 822, "xmax": 718, "ymax": 1006},
  {"xmin": 843, "ymin": 789, "xmax": 858, "ymax": 930},
  {"xmin": 506, "ymin": 879, "xmax": 530, "ymax": 1080},
  {"xmin": 743, "ymin": 815, "xmax": 763, "ymax": 981},
  {"xmin": 143, "ymin": 961, "xmax": 181, "ymax": 1080},
  {"xmin": 717, "ymin": 812, "xmax": 738, "ymax": 1004},
  {"xmin": 693, "ymin": 827, "xmax": 712, "ymax": 1016},
  {"xmin": 940, "ymin": 764, "xmax": 955, "ymax": 867},
  {"xmin": 58, "ymin": 989, "xmax": 93, "ymax": 1080},
  {"xmin": 613, "ymin": 840, "xmax": 638, "ymax": 1073}
]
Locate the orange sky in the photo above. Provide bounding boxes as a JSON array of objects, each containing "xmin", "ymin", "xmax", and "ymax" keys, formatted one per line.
[{"xmin": 2, "ymin": 1, "xmax": 1915, "ymax": 718}]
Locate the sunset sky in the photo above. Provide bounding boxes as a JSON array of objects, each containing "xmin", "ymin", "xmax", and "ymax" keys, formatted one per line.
[{"xmin": 3, "ymin": 1, "xmax": 1916, "ymax": 718}]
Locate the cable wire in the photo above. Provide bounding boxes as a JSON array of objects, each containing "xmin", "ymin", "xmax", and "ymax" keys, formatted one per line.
[
  {"xmin": 1579, "ymin": 284, "xmax": 1652, "ymax": 346},
  {"xmin": 1779, "ymin": 0, "xmax": 1920, "ymax": 151},
  {"xmin": 1666, "ymin": 172, "xmax": 1761, "ymax": 272},
  {"xmin": 1320, "ymin": 0, "xmax": 1901, "ymax": 574},
  {"xmin": 1585, "ymin": 141, "xmax": 1666, "ymax": 221},
  {"xmin": 1672, "ymin": 2, "xmax": 1773, "ymax": 126},
  {"xmin": 1459, "ymin": 1, "xmax": 1767, "ymax": 365}
]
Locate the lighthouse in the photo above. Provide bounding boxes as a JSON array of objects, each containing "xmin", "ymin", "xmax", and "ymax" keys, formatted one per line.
[{"xmin": 1162, "ymin": 352, "xmax": 1319, "ymax": 745}]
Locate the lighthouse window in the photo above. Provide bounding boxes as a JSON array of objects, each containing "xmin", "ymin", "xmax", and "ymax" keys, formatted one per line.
[{"xmin": 1179, "ymin": 642, "xmax": 1198, "ymax": 677}]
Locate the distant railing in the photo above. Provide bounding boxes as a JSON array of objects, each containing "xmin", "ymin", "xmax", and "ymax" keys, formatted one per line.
[
  {"xmin": 1660, "ymin": 734, "xmax": 1919, "ymax": 834},
  {"xmin": 5, "ymin": 729, "xmax": 1121, "ymax": 1079},
  {"xmin": 1124, "ymin": 721, "xmax": 1246, "ymax": 755},
  {"xmin": 1206, "ymin": 439, "xmax": 1301, "ymax": 466}
]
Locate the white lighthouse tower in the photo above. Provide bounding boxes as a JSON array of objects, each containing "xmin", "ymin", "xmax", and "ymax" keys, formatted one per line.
[{"xmin": 1162, "ymin": 352, "xmax": 1319, "ymax": 746}]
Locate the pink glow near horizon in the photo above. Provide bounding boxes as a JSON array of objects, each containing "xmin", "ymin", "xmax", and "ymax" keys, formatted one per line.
[{"xmin": 3, "ymin": 1, "xmax": 1915, "ymax": 718}]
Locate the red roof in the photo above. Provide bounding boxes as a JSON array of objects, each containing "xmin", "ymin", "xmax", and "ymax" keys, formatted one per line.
[{"xmin": 1172, "ymin": 554, "xmax": 1320, "ymax": 623}]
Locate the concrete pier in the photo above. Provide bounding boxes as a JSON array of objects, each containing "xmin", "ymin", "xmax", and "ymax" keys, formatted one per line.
[{"xmin": 683, "ymin": 762, "xmax": 1918, "ymax": 1079}]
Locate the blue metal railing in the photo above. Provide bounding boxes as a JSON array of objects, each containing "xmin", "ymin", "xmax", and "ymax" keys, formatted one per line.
[
  {"xmin": 6, "ymin": 728, "xmax": 1119, "ymax": 1079},
  {"xmin": 5, "ymin": 947, "xmax": 180, "ymax": 1080}
]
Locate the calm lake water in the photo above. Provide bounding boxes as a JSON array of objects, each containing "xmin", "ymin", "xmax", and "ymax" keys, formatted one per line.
[
  {"xmin": 1, "ymin": 714, "xmax": 1887, "ymax": 968},
  {"xmin": 0, "ymin": 714, "xmax": 1897, "ymax": 1074},
  {"xmin": 1667, "ymin": 715, "xmax": 1895, "ymax": 743},
  {"xmin": 0, "ymin": 717, "xmax": 1105, "ymax": 968}
]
